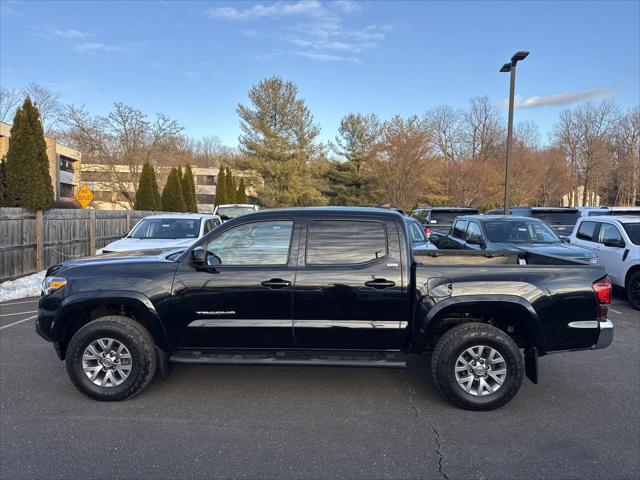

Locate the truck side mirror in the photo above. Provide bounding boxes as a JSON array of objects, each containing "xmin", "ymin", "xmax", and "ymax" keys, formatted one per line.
[
  {"xmin": 466, "ymin": 236, "xmax": 483, "ymax": 246},
  {"xmin": 191, "ymin": 247, "xmax": 206, "ymax": 265},
  {"xmin": 604, "ymin": 239, "xmax": 625, "ymax": 248}
]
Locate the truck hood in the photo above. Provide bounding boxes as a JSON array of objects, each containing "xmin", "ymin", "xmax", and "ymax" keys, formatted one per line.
[
  {"xmin": 493, "ymin": 242, "xmax": 596, "ymax": 261},
  {"xmin": 46, "ymin": 250, "xmax": 180, "ymax": 277},
  {"xmin": 100, "ymin": 237, "xmax": 196, "ymax": 253}
]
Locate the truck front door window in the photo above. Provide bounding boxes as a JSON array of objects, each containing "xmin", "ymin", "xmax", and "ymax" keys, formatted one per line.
[{"xmin": 206, "ymin": 221, "xmax": 293, "ymax": 266}]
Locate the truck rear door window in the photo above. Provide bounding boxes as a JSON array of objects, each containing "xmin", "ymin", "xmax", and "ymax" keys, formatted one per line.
[
  {"xmin": 576, "ymin": 221, "xmax": 598, "ymax": 241},
  {"xmin": 306, "ymin": 220, "xmax": 387, "ymax": 265},
  {"xmin": 452, "ymin": 220, "xmax": 468, "ymax": 239}
]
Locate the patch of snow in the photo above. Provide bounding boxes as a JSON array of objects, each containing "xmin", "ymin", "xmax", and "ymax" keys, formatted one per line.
[{"xmin": 0, "ymin": 271, "xmax": 46, "ymax": 303}]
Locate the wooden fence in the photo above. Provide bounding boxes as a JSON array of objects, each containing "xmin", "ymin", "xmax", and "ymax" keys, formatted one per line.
[{"xmin": 0, "ymin": 208, "xmax": 160, "ymax": 282}]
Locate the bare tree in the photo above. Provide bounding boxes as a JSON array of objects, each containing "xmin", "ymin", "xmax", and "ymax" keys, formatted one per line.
[
  {"xmin": 0, "ymin": 87, "xmax": 21, "ymax": 123},
  {"xmin": 61, "ymin": 102, "xmax": 183, "ymax": 209},
  {"xmin": 463, "ymin": 96, "xmax": 504, "ymax": 163},
  {"xmin": 611, "ymin": 106, "xmax": 640, "ymax": 205},
  {"xmin": 22, "ymin": 82, "xmax": 62, "ymax": 133}
]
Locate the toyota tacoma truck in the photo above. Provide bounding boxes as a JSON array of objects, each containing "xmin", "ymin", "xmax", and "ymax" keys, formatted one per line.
[{"xmin": 36, "ymin": 207, "xmax": 614, "ymax": 410}]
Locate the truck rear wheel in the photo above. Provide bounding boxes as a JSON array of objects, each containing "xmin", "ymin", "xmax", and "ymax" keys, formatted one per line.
[
  {"xmin": 627, "ymin": 271, "xmax": 640, "ymax": 310},
  {"xmin": 431, "ymin": 323, "xmax": 524, "ymax": 410},
  {"xmin": 65, "ymin": 315, "xmax": 157, "ymax": 401}
]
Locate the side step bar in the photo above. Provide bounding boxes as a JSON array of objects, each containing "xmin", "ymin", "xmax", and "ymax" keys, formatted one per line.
[{"xmin": 170, "ymin": 350, "xmax": 407, "ymax": 368}]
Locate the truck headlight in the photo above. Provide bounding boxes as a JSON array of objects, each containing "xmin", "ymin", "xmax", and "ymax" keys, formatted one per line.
[
  {"xmin": 589, "ymin": 257, "xmax": 598, "ymax": 264},
  {"xmin": 42, "ymin": 276, "xmax": 67, "ymax": 296}
]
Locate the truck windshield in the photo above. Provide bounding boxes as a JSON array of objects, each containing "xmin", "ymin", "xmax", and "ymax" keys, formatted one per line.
[
  {"xmin": 485, "ymin": 220, "xmax": 561, "ymax": 243},
  {"xmin": 532, "ymin": 211, "xmax": 580, "ymax": 225},
  {"xmin": 217, "ymin": 206, "xmax": 255, "ymax": 220},
  {"xmin": 431, "ymin": 210, "xmax": 478, "ymax": 225},
  {"xmin": 129, "ymin": 218, "xmax": 201, "ymax": 239},
  {"xmin": 623, "ymin": 223, "xmax": 640, "ymax": 245}
]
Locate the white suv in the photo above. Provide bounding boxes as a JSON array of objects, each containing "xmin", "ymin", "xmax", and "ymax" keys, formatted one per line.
[
  {"xmin": 97, "ymin": 213, "xmax": 222, "ymax": 255},
  {"xmin": 569, "ymin": 215, "xmax": 640, "ymax": 309}
]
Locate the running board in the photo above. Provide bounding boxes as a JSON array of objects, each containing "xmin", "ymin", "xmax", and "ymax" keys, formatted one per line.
[{"xmin": 170, "ymin": 350, "xmax": 407, "ymax": 368}]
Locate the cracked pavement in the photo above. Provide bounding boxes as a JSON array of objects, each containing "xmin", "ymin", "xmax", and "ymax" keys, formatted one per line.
[{"xmin": 1, "ymin": 295, "xmax": 638, "ymax": 479}]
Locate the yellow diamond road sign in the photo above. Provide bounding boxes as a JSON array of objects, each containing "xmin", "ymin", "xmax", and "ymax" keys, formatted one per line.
[{"xmin": 75, "ymin": 184, "xmax": 94, "ymax": 209}]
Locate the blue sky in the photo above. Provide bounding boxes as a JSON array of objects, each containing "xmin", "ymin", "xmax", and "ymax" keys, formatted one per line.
[{"xmin": 1, "ymin": 0, "xmax": 638, "ymax": 146}]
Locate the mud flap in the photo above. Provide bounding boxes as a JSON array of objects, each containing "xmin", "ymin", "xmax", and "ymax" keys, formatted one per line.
[
  {"xmin": 525, "ymin": 346, "xmax": 538, "ymax": 384},
  {"xmin": 156, "ymin": 346, "xmax": 172, "ymax": 380}
]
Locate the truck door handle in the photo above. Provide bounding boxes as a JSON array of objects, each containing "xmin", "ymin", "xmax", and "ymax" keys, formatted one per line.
[
  {"xmin": 364, "ymin": 279, "xmax": 396, "ymax": 289},
  {"xmin": 261, "ymin": 278, "xmax": 292, "ymax": 289}
]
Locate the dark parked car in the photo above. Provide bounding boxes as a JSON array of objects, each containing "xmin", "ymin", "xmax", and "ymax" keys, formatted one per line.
[
  {"xmin": 404, "ymin": 217, "xmax": 437, "ymax": 251},
  {"xmin": 431, "ymin": 215, "xmax": 597, "ymax": 264},
  {"xmin": 37, "ymin": 207, "xmax": 612, "ymax": 410},
  {"xmin": 486, "ymin": 207, "xmax": 580, "ymax": 236},
  {"xmin": 410, "ymin": 206, "xmax": 479, "ymax": 236}
]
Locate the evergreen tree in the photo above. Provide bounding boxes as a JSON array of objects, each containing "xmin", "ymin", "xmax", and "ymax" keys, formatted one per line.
[
  {"xmin": 161, "ymin": 167, "xmax": 186, "ymax": 212},
  {"xmin": 236, "ymin": 177, "xmax": 248, "ymax": 204},
  {"xmin": 134, "ymin": 162, "xmax": 161, "ymax": 211},
  {"xmin": 215, "ymin": 166, "xmax": 227, "ymax": 206},
  {"xmin": 328, "ymin": 113, "xmax": 380, "ymax": 205},
  {"xmin": 237, "ymin": 76, "xmax": 325, "ymax": 207},
  {"xmin": 0, "ymin": 157, "xmax": 7, "ymax": 207},
  {"xmin": 5, "ymin": 98, "xmax": 54, "ymax": 210},
  {"xmin": 181, "ymin": 164, "xmax": 198, "ymax": 212},
  {"xmin": 225, "ymin": 166, "xmax": 236, "ymax": 203}
]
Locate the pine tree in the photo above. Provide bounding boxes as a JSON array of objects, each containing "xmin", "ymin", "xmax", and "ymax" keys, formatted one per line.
[
  {"xmin": 134, "ymin": 162, "xmax": 161, "ymax": 211},
  {"xmin": 225, "ymin": 166, "xmax": 236, "ymax": 203},
  {"xmin": 5, "ymin": 98, "xmax": 54, "ymax": 210},
  {"xmin": 161, "ymin": 167, "xmax": 186, "ymax": 212},
  {"xmin": 236, "ymin": 177, "xmax": 248, "ymax": 204},
  {"xmin": 181, "ymin": 164, "xmax": 198, "ymax": 212},
  {"xmin": 0, "ymin": 157, "xmax": 7, "ymax": 207},
  {"xmin": 237, "ymin": 76, "xmax": 325, "ymax": 207},
  {"xmin": 215, "ymin": 166, "xmax": 227, "ymax": 206}
]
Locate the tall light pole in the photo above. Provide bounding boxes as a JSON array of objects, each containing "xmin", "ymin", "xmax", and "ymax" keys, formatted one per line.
[{"xmin": 500, "ymin": 51, "xmax": 529, "ymax": 215}]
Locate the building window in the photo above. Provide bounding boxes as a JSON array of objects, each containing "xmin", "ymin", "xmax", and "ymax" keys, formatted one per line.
[
  {"xmin": 196, "ymin": 194, "xmax": 215, "ymax": 205},
  {"xmin": 59, "ymin": 155, "xmax": 75, "ymax": 173},
  {"xmin": 59, "ymin": 183, "xmax": 74, "ymax": 198},
  {"xmin": 196, "ymin": 175, "xmax": 216, "ymax": 186}
]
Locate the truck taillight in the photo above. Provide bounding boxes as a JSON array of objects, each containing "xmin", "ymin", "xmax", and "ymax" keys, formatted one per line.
[
  {"xmin": 424, "ymin": 226, "xmax": 431, "ymax": 237},
  {"xmin": 593, "ymin": 276, "xmax": 611, "ymax": 321}
]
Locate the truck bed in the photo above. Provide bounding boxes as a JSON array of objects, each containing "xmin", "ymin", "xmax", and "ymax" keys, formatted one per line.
[{"xmin": 414, "ymin": 249, "xmax": 586, "ymax": 266}]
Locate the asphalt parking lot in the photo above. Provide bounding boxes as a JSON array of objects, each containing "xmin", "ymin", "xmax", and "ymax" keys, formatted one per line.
[{"xmin": 1, "ymin": 294, "xmax": 638, "ymax": 480}]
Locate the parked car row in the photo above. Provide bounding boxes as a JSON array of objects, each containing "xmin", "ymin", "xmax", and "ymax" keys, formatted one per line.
[{"xmin": 409, "ymin": 205, "xmax": 639, "ymax": 310}]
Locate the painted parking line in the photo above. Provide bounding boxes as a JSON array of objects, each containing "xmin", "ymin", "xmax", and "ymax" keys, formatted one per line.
[
  {"xmin": 0, "ymin": 298, "xmax": 39, "ymax": 307},
  {"xmin": 0, "ymin": 310, "xmax": 37, "ymax": 317},
  {"xmin": 0, "ymin": 315, "xmax": 37, "ymax": 330},
  {"xmin": 609, "ymin": 308, "xmax": 622, "ymax": 314}
]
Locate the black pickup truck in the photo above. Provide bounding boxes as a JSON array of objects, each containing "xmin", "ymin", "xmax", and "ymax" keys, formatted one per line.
[{"xmin": 36, "ymin": 207, "xmax": 614, "ymax": 410}]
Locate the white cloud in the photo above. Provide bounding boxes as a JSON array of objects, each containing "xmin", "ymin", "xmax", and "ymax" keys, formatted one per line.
[
  {"xmin": 206, "ymin": 0, "xmax": 326, "ymax": 20},
  {"xmin": 207, "ymin": 1, "xmax": 400, "ymax": 64},
  {"xmin": 48, "ymin": 28, "xmax": 87, "ymax": 39},
  {"xmin": 294, "ymin": 50, "xmax": 360, "ymax": 63},
  {"xmin": 73, "ymin": 42, "xmax": 129, "ymax": 54},
  {"xmin": 501, "ymin": 88, "xmax": 612, "ymax": 109},
  {"xmin": 40, "ymin": 27, "xmax": 133, "ymax": 55},
  {"xmin": 332, "ymin": 0, "xmax": 362, "ymax": 13}
]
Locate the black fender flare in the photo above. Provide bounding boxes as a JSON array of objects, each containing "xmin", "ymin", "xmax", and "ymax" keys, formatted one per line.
[
  {"xmin": 55, "ymin": 290, "xmax": 172, "ymax": 354},
  {"xmin": 410, "ymin": 294, "xmax": 547, "ymax": 354}
]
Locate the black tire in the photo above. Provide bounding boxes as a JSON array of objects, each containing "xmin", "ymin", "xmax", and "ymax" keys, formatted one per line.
[
  {"xmin": 431, "ymin": 323, "xmax": 524, "ymax": 411},
  {"xmin": 626, "ymin": 271, "xmax": 640, "ymax": 311},
  {"xmin": 65, "ymin": 315, "xmax": 157, "ymax": 401}
]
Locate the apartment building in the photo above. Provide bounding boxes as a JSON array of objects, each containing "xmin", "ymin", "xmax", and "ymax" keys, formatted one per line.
[
  {"xmin": 0, "ymin": 121, "xmax": 81, "ymax": 201},
  {"xmin": 81, "ymin": 164, "xmax": 219, "ymax": 212}
]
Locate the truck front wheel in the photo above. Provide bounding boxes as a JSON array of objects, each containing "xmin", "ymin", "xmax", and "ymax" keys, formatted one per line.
[
  {"xmin": 65, "ymin": 315, "xmax": 157, "ymax": 401},
  {"xmin": 431, "ymin": 323, "xmax": 524, "ymax": 410}
]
